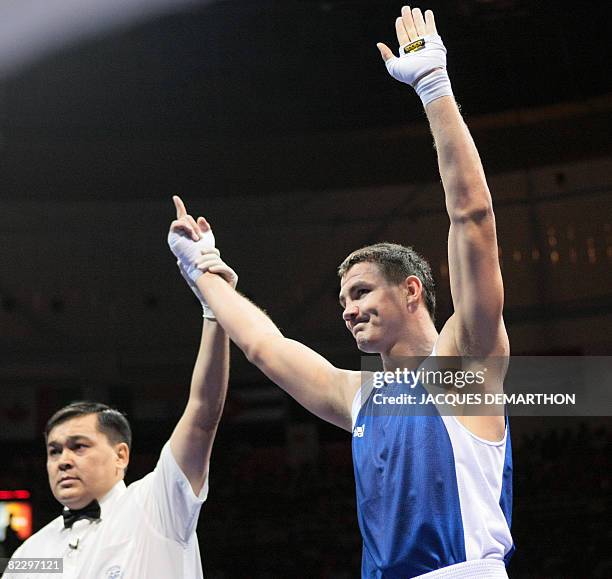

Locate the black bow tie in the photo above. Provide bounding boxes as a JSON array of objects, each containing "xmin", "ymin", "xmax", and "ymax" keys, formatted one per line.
[{"xmin": 62, "ymin": 500, "xmax": 101, "ymax": 529}]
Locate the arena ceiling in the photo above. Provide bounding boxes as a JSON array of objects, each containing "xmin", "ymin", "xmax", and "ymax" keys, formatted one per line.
[{"xmin": 0, "ymin": 0, "xmax": 610, "ymax": 200}]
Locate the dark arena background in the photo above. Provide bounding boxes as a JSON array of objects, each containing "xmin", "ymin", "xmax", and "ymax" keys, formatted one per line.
[{"xmin": 1, "ymin": 1, "xmax": 611, "ymax": 577}]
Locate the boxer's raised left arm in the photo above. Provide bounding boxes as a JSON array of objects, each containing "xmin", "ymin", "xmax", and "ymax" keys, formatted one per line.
[
  {"xmin": 428, "ymin": 96, "xmax": 508, "ymax": 358},
  {"xmin": 378, "ymin": 7, "xmax": 508, "ymax": 357}
]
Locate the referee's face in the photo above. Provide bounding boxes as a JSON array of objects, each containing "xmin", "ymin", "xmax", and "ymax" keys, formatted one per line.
[{"xmin": 46, "ymin": 413, "xmax": 128, "ymax": 509}]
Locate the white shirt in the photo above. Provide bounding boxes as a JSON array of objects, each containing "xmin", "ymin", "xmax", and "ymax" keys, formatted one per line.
[{"xmin": 5, "ymin": 442, "xmax": 209, "ymax": 579}]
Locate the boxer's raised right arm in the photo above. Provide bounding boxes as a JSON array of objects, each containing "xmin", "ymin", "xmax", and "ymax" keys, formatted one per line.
[{"xmin": 196, "ymin": 272, "xmax": 358, "ymax": 432}]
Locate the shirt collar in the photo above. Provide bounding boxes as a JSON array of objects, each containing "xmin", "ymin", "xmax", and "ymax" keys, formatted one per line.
[{"xmin": 98, "ymin": 479, "xmax": 127, "ymax": 516}]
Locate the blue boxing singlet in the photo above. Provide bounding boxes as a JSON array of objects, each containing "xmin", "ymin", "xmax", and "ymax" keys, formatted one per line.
[{"xmin": 351, "ymin": 360, "xmax": 514, "ymax": 578}]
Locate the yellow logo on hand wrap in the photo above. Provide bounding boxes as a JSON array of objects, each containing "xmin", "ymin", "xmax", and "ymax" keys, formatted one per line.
[{"xmin": 403, "ymin": 39, "xmax": 425, "ymax": 54}]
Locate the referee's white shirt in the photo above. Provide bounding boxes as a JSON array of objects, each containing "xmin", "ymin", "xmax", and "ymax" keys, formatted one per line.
[{"xmin": 5, "ymin": 441, "xmax": 209, "ymax": 579}]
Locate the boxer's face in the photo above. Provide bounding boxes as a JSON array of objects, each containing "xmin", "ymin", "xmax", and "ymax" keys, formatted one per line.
[
  {"xmin": 46, "ymin": 413, "xmax": 128, "ymax": 510},
  {"xmin": 339, "ymin": 262, "xmax": 409, "ymax": 354}
]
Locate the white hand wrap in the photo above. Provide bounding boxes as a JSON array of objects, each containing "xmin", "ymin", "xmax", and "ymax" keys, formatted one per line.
[
  {"xmin": 385, "ymin": 34, "xmax": 453, "ymax": 106},
  {"xmin": 167, "ymin": 229, "xmax": 215, "ymax": 282}
]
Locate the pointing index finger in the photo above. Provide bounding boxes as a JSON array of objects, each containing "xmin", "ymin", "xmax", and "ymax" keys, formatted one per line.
[{"xmin": 173, "ymin": 195, "xmax": 187, "ymax": 219}]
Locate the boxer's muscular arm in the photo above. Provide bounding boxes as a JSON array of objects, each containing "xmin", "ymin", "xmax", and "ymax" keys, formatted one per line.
[
  {"xmin": 428, "ymin": 96, "xmax": 509, "ymax": 441},
  {"xmin": 428, "ymin": 98, "xmax": 509, "ymax": 359},
  {"xmin": 420, "ymin": 18, "xmax": 508, "ymax": 440},
  {"xmin": 378, "ymin": 7, "xmax": 508, "ymax": 358},
  {"xmin": 378, "ymin": 7, "xmax": 508, "ymax": 440},
  {"xmin": 196, "ymin": 273, "xmax": 359, "ymax": 432}
]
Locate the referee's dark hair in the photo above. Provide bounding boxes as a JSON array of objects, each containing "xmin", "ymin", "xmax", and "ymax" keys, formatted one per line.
[{"xmin": 44, "ymin": 401, "xmax": 132, "ymax": 449}]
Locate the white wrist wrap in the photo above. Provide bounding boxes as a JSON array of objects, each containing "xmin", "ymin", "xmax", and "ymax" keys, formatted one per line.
[
  {"xmin": 385, "ymin": 33, "xmax": 454, "ymax": 107},
  {"xmin": 414, "ymin": 68, "xmax": 453, "ymax": 107}
]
